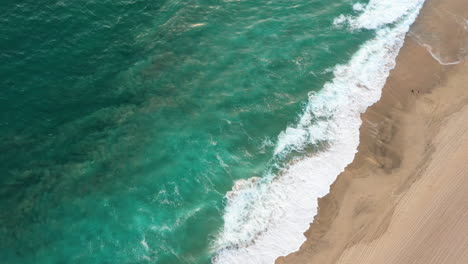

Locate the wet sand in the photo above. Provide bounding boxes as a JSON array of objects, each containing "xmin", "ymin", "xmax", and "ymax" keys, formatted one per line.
[{"xmin": 276, "ymin": 0, "xmax": 468, "ymax": 263}]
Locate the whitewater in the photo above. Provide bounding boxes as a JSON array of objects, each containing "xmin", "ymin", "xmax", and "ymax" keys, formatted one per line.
[{"xmin": 213, "ymin": 1, "xmax": 426, "ymax": 263}]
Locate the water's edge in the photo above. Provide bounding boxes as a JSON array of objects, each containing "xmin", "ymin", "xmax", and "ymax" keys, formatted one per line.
[{"xmin": 213, "ymin": 1, "xmax": 426, "ymax": 263}]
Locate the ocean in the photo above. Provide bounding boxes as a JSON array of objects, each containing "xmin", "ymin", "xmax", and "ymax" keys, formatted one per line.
[{"xmin": 0, "ymin": 0, "xmax": 424, "ymax": 263}]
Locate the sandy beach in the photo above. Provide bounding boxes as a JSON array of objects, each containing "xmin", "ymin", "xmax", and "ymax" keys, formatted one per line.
[{"xmin": 276, "ymin": 0, "xmax": 468, "ymax": 263}]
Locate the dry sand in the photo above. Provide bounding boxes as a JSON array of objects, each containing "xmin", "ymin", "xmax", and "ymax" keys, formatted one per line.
[{"xmin": 276, "ymin": 0, "xmax": 468, "ymax": 263}]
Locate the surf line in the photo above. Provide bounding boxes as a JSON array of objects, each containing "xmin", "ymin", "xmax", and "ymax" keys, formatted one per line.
[{"xmin": 212, "ymin": 1, "xmax": 427, "ymax": 264}]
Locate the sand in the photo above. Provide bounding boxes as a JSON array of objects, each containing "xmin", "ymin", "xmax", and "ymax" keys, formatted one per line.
[{"xmin": 276, "ymin": 0, "xmax": 468, "ymax": 263}]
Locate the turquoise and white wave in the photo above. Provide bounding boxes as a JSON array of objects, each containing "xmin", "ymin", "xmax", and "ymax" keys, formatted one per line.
[{"xmin": 213, "ymin": 1, "xmax": 425, "ymax": 263}]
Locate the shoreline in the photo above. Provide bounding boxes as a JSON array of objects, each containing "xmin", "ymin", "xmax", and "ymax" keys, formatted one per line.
[
  {"xmin": 277, "ymin": 0, "xmax": 468, "ymax": 263},
  {"xmin": 214, "ymin": 2, "xmax": 428, "ymax": 263}
]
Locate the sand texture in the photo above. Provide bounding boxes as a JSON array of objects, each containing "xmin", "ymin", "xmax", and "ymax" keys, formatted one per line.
[{"xmin": 276, "ymin": 0, "xmax": 468, "ymax": 263}]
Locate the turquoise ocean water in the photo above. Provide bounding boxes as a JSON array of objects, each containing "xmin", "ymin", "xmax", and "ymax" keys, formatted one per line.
[{"xmin": 0, "ymin": 0, "xmax": 414, "ymax": 263}]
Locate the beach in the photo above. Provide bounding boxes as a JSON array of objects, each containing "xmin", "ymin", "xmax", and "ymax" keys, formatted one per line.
[
  {"xmin": 2, "ymin": 0, "xmax": 466, "ymax": 263},
  {"xmin": 277, "ymin": 0, "xmax": 468, "ymax": 263}
]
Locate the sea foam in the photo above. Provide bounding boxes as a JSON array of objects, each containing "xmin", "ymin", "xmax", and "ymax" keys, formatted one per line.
[{"xmin": 213, "ymin": 1, "xmax": 426, "ymax": 263}]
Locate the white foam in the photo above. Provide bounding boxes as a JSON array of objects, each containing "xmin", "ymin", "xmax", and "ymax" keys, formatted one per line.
[
  {"xmin": 353, "ymin": 3, "xmax": 365, "ymax": 12},
  {"xmin": 141, "ymin": 237, "xmax": 150, "ymax": 251},
  {"xmin": 418, "ymin": 42, "xmax": 461, "ymax": 66},
  {"xmin": 213, "ymin": 1, "xmax": 425, "ymax": 263},
  {"xmin": 407, "ymin": 13, "xmax": 466, "ymax": 66},
  {"xmin": 334, "ymin": 0, "xmax": 424, "ymax": 30}
]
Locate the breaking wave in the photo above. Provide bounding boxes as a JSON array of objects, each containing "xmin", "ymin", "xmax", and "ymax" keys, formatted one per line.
[{"xmin": 213, "ymin": 1, "xmax": 426, "ymax": 263}]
